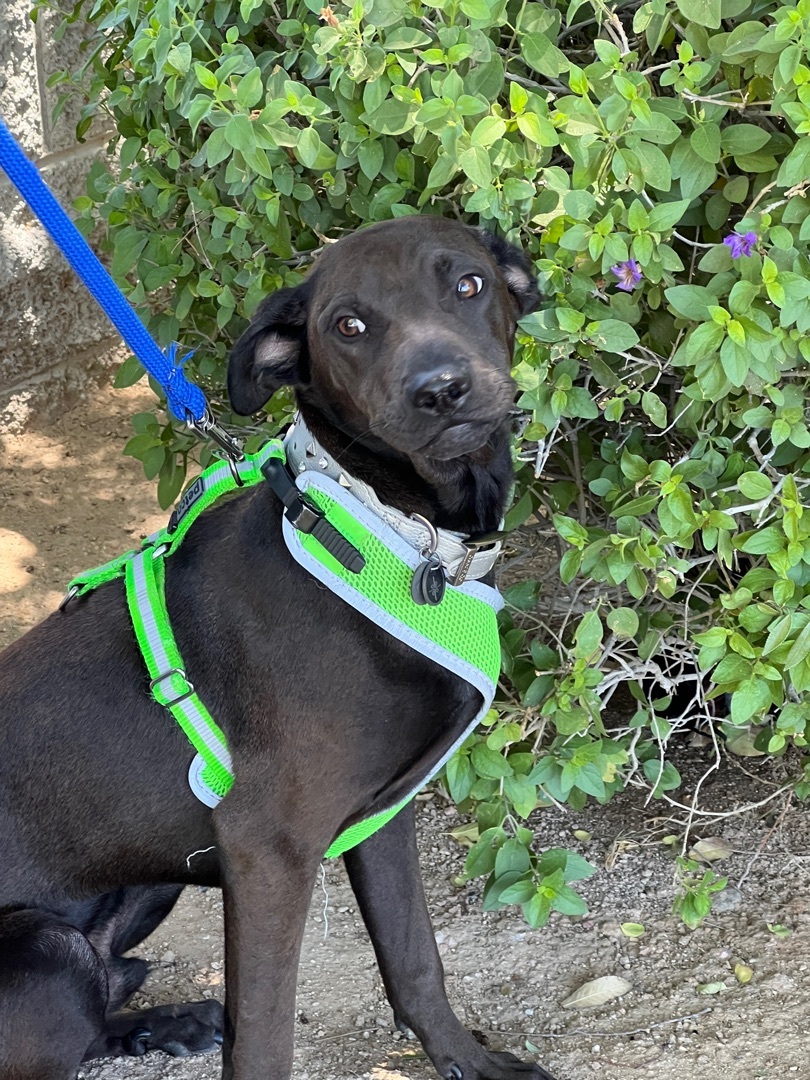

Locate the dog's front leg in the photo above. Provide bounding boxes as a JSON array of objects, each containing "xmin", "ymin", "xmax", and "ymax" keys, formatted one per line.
[
  {"xmin": 216, "ymin": 807, "xmax": 323, "ymax": 1080},
  {"xmin": 344, "ymin": 805, "xmax": 558, "ymax": 1080}
]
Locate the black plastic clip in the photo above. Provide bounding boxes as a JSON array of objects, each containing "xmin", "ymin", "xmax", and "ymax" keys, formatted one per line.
[{"xmin": 262, "ymin": 457, "xmax": 366, "ymax": 574}]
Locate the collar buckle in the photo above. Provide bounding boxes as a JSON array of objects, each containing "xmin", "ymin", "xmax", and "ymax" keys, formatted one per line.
[{"xmin": 448, "ymin": 530, "xmax": 508, "ymax": 586}]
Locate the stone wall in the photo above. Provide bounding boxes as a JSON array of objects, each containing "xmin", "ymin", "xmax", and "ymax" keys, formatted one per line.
[{"xmin": 0, "ymin": 2, "xmax": 119, "ymax": 432}]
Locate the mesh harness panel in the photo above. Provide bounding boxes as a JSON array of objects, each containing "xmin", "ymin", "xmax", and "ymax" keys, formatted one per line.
[{"xmin": 67, "ymin": 442, "xmax": 502, "ymax": 858}]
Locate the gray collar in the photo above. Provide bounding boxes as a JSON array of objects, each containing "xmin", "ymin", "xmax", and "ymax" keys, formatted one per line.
[{"xmin": 283, "ymin": 418, "xmax": 504, "ymax": 585}]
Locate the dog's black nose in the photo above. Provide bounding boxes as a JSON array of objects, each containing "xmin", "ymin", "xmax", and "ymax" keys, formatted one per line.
[{"xmin": 409, "ymin": 366, "xmax": 471, "ymax": 415}]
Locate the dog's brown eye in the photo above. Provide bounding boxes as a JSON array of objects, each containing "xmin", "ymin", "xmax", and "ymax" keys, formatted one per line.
[
  {"xmin": 336, "ymin": 316, "xmax": 366, "ymax": 337},
  {"xmin": 457, "ymin": 275, "xmax": 484, "ymax": 299}
]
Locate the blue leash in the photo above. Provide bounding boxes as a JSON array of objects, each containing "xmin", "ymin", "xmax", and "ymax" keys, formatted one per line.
[{"xmin": 0, "ymin": 115, "xmax": 207, "ymax": 425}]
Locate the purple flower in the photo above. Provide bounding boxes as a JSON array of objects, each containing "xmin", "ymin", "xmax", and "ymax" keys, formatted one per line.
[
  {"xmin": 610, "ymin": 259, "xmax": 643, "ymax": 292},
  {"xmin": 723, "ymin": 231, "xmax": 757, "ymax": 258}
]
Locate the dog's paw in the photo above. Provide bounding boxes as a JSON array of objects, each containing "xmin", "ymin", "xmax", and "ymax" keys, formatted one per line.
[
  {"xmin": 123, "ymin": 1027, "xmax": 152, "ymax": 1056},
  {"xmin": 120, "ymin": 1000, "xmax": 224, "ymax": 1057},
  {"xmin": 442, "ymin": 1049, "xmax": 558, "ymax": 1080}
]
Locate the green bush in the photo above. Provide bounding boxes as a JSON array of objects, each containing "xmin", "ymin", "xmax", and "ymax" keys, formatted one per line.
[{"xmin": 42, "ymin": 0, "xmax": 810, "ymax": 925}]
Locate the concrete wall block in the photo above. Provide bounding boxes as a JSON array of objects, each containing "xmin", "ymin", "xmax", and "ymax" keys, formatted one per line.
[
  {"xmin": 0, "ymin": 140, "xmax": 114, "ymax": 289},
  {"xmin": 0, "ymin": 4, "xmax": 121, "ymax": 429},
  {"xmin": 0, "ymin": 0, "xmax": 45, "ymax": 157},
  {"xmin": 36, "ymin": 7, "xmax": 114, "ymax": 154}
]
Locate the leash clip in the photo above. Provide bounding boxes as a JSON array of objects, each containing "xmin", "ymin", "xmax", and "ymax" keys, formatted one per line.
[{"xmin": 185, "ymin": 408, "xmax": 245, "ymax": 483}]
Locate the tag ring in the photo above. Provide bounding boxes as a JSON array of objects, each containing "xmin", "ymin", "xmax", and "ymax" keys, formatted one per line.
[{"xmin": 410, "ymin": 513, "xmax": 439, "ymax": 558}]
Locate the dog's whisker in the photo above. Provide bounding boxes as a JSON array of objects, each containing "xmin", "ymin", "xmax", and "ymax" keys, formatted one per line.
[{"xmin": 341, "ymin": 424, "xmax": 379, "ymax": 456}]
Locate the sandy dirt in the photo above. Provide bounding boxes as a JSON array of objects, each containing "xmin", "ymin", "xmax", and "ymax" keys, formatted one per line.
[{"xmin": 2, "ymin": 373, "xmax": 810, "ymax": 1080}]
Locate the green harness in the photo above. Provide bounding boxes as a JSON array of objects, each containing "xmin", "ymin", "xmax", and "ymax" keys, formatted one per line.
[{"xmin": 65, "ymin": 441, "xmax": 502, "ymax": 859}]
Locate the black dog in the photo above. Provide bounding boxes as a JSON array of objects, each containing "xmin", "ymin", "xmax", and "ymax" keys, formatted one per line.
[{"xmin": 0, "ymin": 216, "xmax": 556, "ymax": 1080}]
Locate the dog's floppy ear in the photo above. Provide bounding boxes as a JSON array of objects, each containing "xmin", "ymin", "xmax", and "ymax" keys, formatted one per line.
[
  {"xmin": 469, "ymin": 228, "xmax": 540, "ymax": 317},
  {"xmin": 227, "ymin": 280, "xmax": 314, "ymax": 415}
]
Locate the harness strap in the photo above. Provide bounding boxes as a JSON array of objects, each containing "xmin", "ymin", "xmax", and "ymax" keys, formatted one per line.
[
  {"xmin": 66, "ymin": 442, "xmax": 285, "ymax": 600},
  {"xmin": 126, "ymin": 548, "xmax": 233, "ymax": 805}
]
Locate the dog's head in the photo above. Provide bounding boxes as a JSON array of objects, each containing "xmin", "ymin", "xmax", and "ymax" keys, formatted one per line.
[{"xmin": 228, "ymin": 217, "xmax": 538, "ymax": 462}]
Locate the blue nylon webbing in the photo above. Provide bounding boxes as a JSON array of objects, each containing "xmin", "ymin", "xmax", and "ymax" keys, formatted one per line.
[{"xmin": 0, "ymin": 115, "xmax": 207, "ymax": 423}]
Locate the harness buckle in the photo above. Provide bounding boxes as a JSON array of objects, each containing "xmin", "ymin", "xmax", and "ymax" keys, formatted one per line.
[
  {"xmin": 149, "ymin": 667, "xmax": 196, "ymax": 706},
  {"xmin": 261, "ymin": 456, "xmax": 366, "ymax": 574}
]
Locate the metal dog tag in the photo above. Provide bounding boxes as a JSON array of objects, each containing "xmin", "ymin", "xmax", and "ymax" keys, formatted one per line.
[{"xmin": 411, "ymin": 552, "xmax": 446, "ymax": 606}]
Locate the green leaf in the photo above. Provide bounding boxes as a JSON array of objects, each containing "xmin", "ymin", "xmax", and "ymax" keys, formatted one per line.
[
  {"xmin": 495, "ymin": 838, "xmax": 532, "ymax": 876},
  {"xmin": 586, "ymin": 320, "xmax": 640, "ymax": 353},
  {"xmin": 777, "ymin": 141, "xmax": 810, "ymax": 188},
  {"xmin": 471, "ymin": 743, "xmax": 513, "ymax": 780},
  {"xmin": 647, "ymin": 199, "xmax": 690, "ymax": 231},
  {"xmin": 575, "ymin": 611, "xmax": 603, "ymax": 658},
  {"xmin": 641, "ymin": 391, "xmax": 667, "ymax": 429},
  {"xmin": 633, "ymin": 112, "xmax": 681, "ymax": 145},
  {"xmin": 157, "ymin": 456, "xmax": 185, "ymax": 510},
  {"xmin": 446, "ymin": 753, "xmax": 475, "ymax": 803},
  {"xmin": 686, "ymin": 321, "xmax": 725, "ymax": 359},
  {"xmin": 224, "ymin": 113, "xmax": 255, "ymax": 154},
  {"xmin": 458, "ymin": 145, "xmax": 492, "ymax": 188},
  {"xmin": 471, "ymin": 116, "xmax": 506, "ymax": 147},
  {"xmin": 665, "ymin": 285, "xmax": 718, "ymax": 321},
  {"xmin": 731, "ymin": 677, "xmax": 772, "ymax": 724},
  {"xmin": 522, "ymin": 890, "xmax": 552, "ymax": 928},
  {"xmin": 721, "ymin": 124, "xmax": 770, "ymax": 156},
  {"xmin": 736, "ymin": 473, "xmax": 773, "ymax": 500},
  {"xmin": 113, "ymin": 353, "xmax": 146, "ymax": 389},
  {"xmin": 294, "ymin": 127, "xmax": 336, "ymax": 170},
  {"xmin": 675, "ymin": 0, "xmax": 721, "ymax": 28},
  {"xmin": 357, "ymin": 139, "xmax": 384, "ymax": 180},
  {"xmin": 553, "ymin": 513, "xmax": 589, "ymax": 545},
  {"xmin": 785, "ymin": 622, "xmax": 810, "ymax": 669},
  {"xmin": 720, "ymin": 337, "xmax": 749, "ymax": 387},
  {"xmin": 382, "ymin": 28, "xmax": 433, "ymax": 49},
  {"xmin": 550, "ymin": 883, "xmax": 588, "ymax": 916},
  {"xmin": 365, "ymin": 98, "xmax": 416, "ymax": 136},
  {"xmin": 465, "ymin": 828, "xmax": 506, "ymax": 877},
  {"xmin": 503, "ymin": 775, "xmax": 539, "ymax": 818},
  {"xmin": 459, "ymin": 0, "xmax": 491, "ymax": 17},
  {"xmin": 505, "ymin": 490, "xmax": 533, "ymax": 531},
  {"xmin": 607, "ymin": 607, "xmax": 639, "ymax": 638},
  {"xmin": 498, "ymin": 876, "xmax": 537, "ymax": 905},
  {"xmin": 643, "ymin": 758, "xmax": 682, "ymax": 795},
  {"xmin": 522, "ymin": 32, "xmax": 570, "ymax": 77},
  {"xmin": 516, "ymin": 111, "xmax": 559, "ymax": 146},
  {"xmin": 167, "ymin": 42, "xmax": 192, "ymax": 74},
  {"xmin": 236, "ymin": 67, "xmax": 264, "ymax": 109},
  {"xmin": 503, "ymin": 580, "xmax": 539, "ymax": 611},
  {"xmin": 738, "ymin": 526, "xmax": 785, "ymax": 555},
  {"xmin": 691, "ymin": 123, "xmax": 721, "ymax": 163},
  {"xmin": 194, "ymin": 63, "xmax": 218, "ymax": 90}
]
